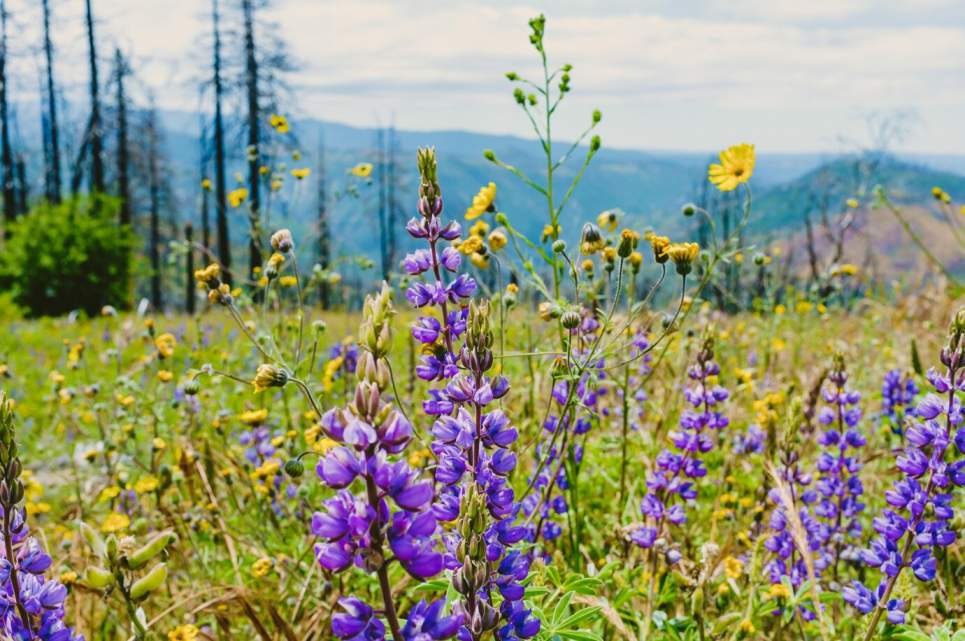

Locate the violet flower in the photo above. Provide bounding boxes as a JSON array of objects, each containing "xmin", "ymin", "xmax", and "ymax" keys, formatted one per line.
[{"xmin": 844, "ymin": 310, "xmax": 965, "ymax": 631}]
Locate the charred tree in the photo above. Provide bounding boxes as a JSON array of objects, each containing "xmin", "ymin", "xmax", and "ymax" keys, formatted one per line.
[
  {"xmin": 212, "ymin": 0, "xmax": 231, "ymax": 284},
  {"xmin": 0, "ymin": 0, "xmax": 14, "ymax": 232},
  {"xmin": 242, "ymin": 0, "xmax": 262, "ymax": 279},
  {"xmin": 42, "ymin": 0, "xmax": 61, "ymax": 203},
  {"xmin": 147, "ymin": 110, "xmax": 163, "ymax": 311},
  {"xmin": 316, "ymin": 131, "xmax": 331, "ymax": 307},
  {"xmin": 84, "ymin": 0, "xmax": 104, "ymax": 194},
  {"xmin": 115, "ymin": 49, "xmax": 131, "ymax": 225},
  {"xmin": 185, "ymin": 222, "xmax": 196, "ymax": 314}
]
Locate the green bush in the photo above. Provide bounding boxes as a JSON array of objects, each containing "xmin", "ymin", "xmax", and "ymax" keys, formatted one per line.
[{"xmin": 1, "ymin": 195, "xmax": 136, "ymax": 317}]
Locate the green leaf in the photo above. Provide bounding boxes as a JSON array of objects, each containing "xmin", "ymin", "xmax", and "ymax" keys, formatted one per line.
[
  {"xmin": 557, "ymin": 631, "xmax": 602, "ymax": 641},
  {"xmin": 551, "ymin": 590, "xmax": 575, "ymax": 625},
  {"xmin": 557, "ymin": 606, "xmax": 602, "ymax": 630}
]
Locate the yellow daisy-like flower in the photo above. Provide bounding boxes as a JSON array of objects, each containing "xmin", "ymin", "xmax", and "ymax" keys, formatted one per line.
[
  {"xmin": 168, "ymin": 624, "xmax": 200, "ymax": 641},
  {"xmin": 769, "ymin": 583, "xmax": 791, "ymax": 599},
  {"xmin": 465, "ymin": 182, "xmax": 497, "ymax": 220},
  {"xmin": 157, "ymin": 370, "xmax": 173, "ymax": 383},
  {"xmin": 832, "ymin": 263, "xmax": 859, "ymax": 277},
  {"xmin": 846, "ymin": 197, "xmax": 859, "ymax": 209},
  {"xmin": 278, "ymin": 275, "xmax": 297, "ymax": 287},
  {"xmin": 100, "ymin": 512, "xmax": 130, "ymax": 533},
  {"xmin": 269, "ymin": 114, "xmax": 289, "ymax": 133},
  {"xmin": 153, "ymin": 437, "xmax": 167, "ymax": 450},
  {"xmin": 200, "ymin": 178, "xmax": 212, "ymax": 191},
  {"xmin": 708, "ymin": 143, "xmax": 755, "ymax": 192},
  {"xmin": 228, "ymin": 187, "xmax": 249, "ymax": 208},
  {"xmin": 488, "ymin": 230, "xmax": 507, "ymax": 252},
  {"xmin": 541, "ymin": 224, "xmax": 560, "ymax": 242},
  {"xmin": 135, "ymin": 475, "xmax": 160, "ymax": 494},
  {"xmin": 349, "ymin": 163, "xmax": 373, "ymax": 178},
  {"xmin": 155, "ymin": 333, "xmax": 177, "ymax": 359},
  {"xmin": 596, "ymin": 210, "xmax": 618, "ymax": 232},
  {"xmin": 291, "ymin": 167, "xmax": 311, "ymax": 180},
  {"xmin": 456, "ymin": 235, "xmax": 484, "ymax": 256},
  {"xmin": 724, "ymin": 556, "xmax": 744, "ymax": 579},
  {"xmin": 251, "ymin": 557, "xmax": 273, "ymax": 577},
  {"xmin": 470, "ymin": 253, "xmax": 489, "ymax": 269},
  {"xmin": 239, "ymin": 408, "xmax": 269, "ymax": 425}
]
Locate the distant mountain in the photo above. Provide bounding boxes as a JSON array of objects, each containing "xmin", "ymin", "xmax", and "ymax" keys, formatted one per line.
[{"xmin": 11, "ymin": 105, "xmax": 965, "ymax": 280}]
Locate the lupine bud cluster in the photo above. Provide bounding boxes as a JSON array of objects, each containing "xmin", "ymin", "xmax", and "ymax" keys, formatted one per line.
[
  {"xmin": 844, "ymin": 309, "xmax": 965, "ymax": 627},
  {"xmin": 0, "ymin": 394, "xmax": 83, "ymax": 641},
  {"xmin": 630, "ymin": 337, "xmax": 728, "ymax": 556},
  {"xmin": 403, "ymin": 147, "xmax": 475, "ymax": 375},
  {"xmin": 311, "ymin": 285, "xmax": 458, "ymax": 640}
]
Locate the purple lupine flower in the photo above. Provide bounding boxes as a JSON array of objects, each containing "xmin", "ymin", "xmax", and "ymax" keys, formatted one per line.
[
  {"xmin": 401, "ymin": 599, "xmax": 463, "ymax": 640},
  {"xmin": 312, "ymin": 284, "xmax": 444, "ymax": 639},
  {"xmin": 810, "ymin": 356, "xmax": 866, "ymax": 574},
  {"xmin": 422, "ymin": 299, "xmax": 536, "ymax": 641},
  {"xmin": 630, "ymin": 337, "xmax": 727, "ymax": 560},
  {"xmin": 881, "ymin": 369, "xmax": 919, "ymax": 437},
  {"xmin": 845, "ymin": 311, "xmax": 965, "ymax": 632}
]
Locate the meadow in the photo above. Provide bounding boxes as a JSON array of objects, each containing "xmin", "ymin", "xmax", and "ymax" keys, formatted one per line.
[{"xmin": 1, "ymin": 11, "xmax": 964, "ymax": 641}]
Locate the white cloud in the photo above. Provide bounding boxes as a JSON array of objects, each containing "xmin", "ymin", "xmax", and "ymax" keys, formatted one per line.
[{"xmin": 4, "ymin": 0, "xmax": 965, "ymax": 153}]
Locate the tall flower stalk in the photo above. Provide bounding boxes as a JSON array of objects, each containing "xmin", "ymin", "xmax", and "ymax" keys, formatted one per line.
[
  {"xmin": 844, "ymin": 308, "xmax": 965, "ymax": 634},
  {"xmin": 311, "ymin": 285, "xmax": 454, "ymax": 640},
  {"xmin": 0, "ymin": 393, "xmax": 83, "ymax": 641}
]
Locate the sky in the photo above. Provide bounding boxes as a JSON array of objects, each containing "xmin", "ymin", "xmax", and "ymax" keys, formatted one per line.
[{"xmin": 5, "ymin": 0, "xmax": 965, "ymax": 154}]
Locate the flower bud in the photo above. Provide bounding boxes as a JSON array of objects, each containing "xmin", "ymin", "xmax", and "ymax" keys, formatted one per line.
[
  {"xmin": 284, "ymin": 458, "xmax": 305, "ymax": 478},
  {"xmin": 560, "ymin": 310, "xmax": 581, "ymax": 330},
  {"xmin": 270, "ymin": 229, "xmax": 294, "ymax": 253},
  {"xmin": 552, "ymin": 240, "xmax": 566, "ymax": 254},
  {"xmin": 681, "ymin": 203, "xmax": 696, "ymax": 217},
  {"xmin": 252, "ymin": 365, "xmax": 289, "ymax": 393}
]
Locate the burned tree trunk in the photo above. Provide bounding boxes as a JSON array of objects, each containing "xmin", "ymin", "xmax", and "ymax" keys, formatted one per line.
[
  {"xmin": 85, "ymin": 0, "xmax": 104, "ymax": 194},
  {"xmin": 147, "ymin": 112, "xmax": 163, "ymax": 311},
  {"xmin": 243, "ymin": 0, "xmax": 262, "ymax": 279},
  {"xmin": 185, "ymin": 222, "xmax": 196, "ymax": 314},
  {"xmin": 115, "ymin": 49, "xmax": 131, "ymax": 225},
  {"xmin": 0, "ymin": 0, "xmax": 14, "ymax": 232},
  {"xmin": 212, "ymin": 0, "xmax": 231, "ymax": 284},
  {"xmin": 42, "ymin": 0, "xmax": 61, "ymax": 203}
]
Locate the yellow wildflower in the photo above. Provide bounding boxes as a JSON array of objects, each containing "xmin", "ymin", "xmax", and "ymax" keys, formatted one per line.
[
  {"xmin": 239, "ymin": 408, "xmax": 269, "ymax": 425},
  {"xmin": 157, "ymin": 370, "xmax": 173, "ymax": 383},
  {"xmin": 769, "ymin": 583, "xmax": 791, "ymax": 599},
  {"xmin": 846, "ymin": 197, "xmax": 858, "ymax": 209},
  {"xmin": 278, "ymin": 275, "xmax": 297, "ymax": 287},
  {"xmin": 291, "ymin": 167, "xmax": 311, "ymax": 180},
  {"xmin": 155, "ymin": 333, "xmax": 177, "ymax": 359},
  {"xmin": 269, "ymin": 114, "xmax": 289, "ymax": 133},
  {"xmin": 350, "ymin": 162, "xmax": 373, "ymax": 178},
  {"xmin": 135, "ymin": 476, "xmax": 160, "ymax": 494},
  {"xmin": 228, "ymin": 187, "xmax": 248, "ymax": 208},
  {"xmin": 201, "ymin": 178, "xmax": 212, "ymax": 191},
  {"xmin": 739, "ymin": 619, "xmax": 755, "ymax": 634},
  {"xmin": 465, "ymin": 182, "xmax": 496, "ymax": 220},
  {"xmin": 251, "ymin": 557, "xmax": 273, "ymax": 577},
  {"xmin": 724, "ymin": 556, "xmax": 744, "ymax": 579},
  {"xmin": 470, "ymin": 252, "xmax": 489, "ymax": 269},
  {"xmin": 708, "ymin": 143, "xmax": 755, "ymax": 191},
  {"xmin": 321, "ymin": 357, "xmax": 344, "ymax": 393},
  {"xmin": 456, "ymin": 235, "xmax": 484, "ymax": 256},
  {"xmin": 596, "ymin": 210, "xmax": 618, "ymax": 232},
  {"xmin": 100, "ymin": 512, "xmax": 130, "ymax": 533},
  {"xmin": 153, "ymin": 437, "xmax": 167, "ymax": 450},
  {"xmin": 168, "ymin": 624, "xmax": 199, "ymax": 641}
]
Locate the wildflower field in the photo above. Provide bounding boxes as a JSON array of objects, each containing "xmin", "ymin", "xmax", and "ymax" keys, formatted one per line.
[{"xmin": 1, "ymin": 7, "xmax": 965, "ymax": 641}]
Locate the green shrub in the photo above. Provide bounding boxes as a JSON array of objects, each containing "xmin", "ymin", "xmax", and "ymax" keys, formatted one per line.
[{"xmin": 1, "ymin": 195, "xmax": 136, "ymax": 317}]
